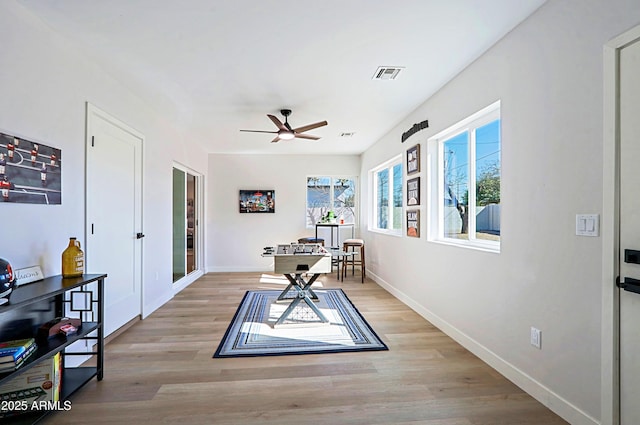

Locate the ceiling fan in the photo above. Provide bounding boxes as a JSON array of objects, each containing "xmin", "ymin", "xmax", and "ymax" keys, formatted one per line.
[{"xmin": 240, "ymin": 109, "xmax": 328, "ymax": 143}]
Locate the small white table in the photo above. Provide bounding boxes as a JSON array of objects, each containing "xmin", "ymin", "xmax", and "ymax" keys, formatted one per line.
[{"xmin": 315, "ymin": 223, "xmax": 355, "ymax": 248}]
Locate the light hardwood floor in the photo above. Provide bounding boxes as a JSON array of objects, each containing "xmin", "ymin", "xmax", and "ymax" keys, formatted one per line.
[{"xmin": 43, "ymin": 272, "xmax": 568, "ymax": 425}]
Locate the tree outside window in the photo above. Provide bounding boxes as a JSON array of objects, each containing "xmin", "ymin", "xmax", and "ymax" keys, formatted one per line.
[
  {"xmin": 306, "ymin": 176, "xmax": 356, "ymax": 226},
  {"xmin": 370, "ymin": 156, "xmax": 403, "ymax": 234},
  {"xmin": 429, "ymin": 101, "xmax": 501, "ymax": 251}
]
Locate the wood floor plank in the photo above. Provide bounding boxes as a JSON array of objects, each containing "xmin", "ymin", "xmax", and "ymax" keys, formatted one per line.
[{"xmin": 40, "ymin": 272, "xmax": 568, "ymax": 425}]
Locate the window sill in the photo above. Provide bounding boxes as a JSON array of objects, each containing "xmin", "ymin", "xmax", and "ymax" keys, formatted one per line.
[
  {"xmin": 429, "ymin": 238, "xmax": 500, "ymax": 254},
  {"xmin": 368, "ymin": 228, "xmax": 402, "ymax": 237}
]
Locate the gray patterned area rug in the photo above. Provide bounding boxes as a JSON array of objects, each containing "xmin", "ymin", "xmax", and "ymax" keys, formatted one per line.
[{"xmin": 213, "ymin": 289, "xmax": 388, "ymax": 358}]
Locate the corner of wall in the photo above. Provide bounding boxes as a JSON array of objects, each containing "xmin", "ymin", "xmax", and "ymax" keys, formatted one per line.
[{"xmin": 367, "ymin": 271, "xmax": 601, "ymax": 425}]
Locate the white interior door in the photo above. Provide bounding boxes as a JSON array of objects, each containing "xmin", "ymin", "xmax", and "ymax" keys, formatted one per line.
[
  {"xmin": 619, "ymin": 37, "xmax": 640, "ymax": 425},
  {"xmin": 86, "ymin": 104, "xmax": 143, "ymax": 337}
]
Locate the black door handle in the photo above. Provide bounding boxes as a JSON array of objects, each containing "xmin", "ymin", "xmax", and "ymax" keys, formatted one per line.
[
  {"xmin": 618, "ymin": 276, "xmax": 640, "ymax": 294},
  {"xmin": 625, "ymin": 249, "xmax": 640, "ymax": 264},
  {"xmin": 136, "ymin": 233, "xmax": 145, "ymax": 239}
]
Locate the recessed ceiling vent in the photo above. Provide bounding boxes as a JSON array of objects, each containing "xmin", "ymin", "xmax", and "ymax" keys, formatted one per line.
[
  {"xmin": 340, "ymin": 132, "xmax": 355, "ymax": 138},
  {"xmin": 372, "ymin": 66, "xmax": 404, "ymax": 80}
]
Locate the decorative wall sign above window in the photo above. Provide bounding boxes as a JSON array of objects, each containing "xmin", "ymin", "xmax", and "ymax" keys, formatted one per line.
[
  {"xmin": 0, "ymin": 131, "xmax": 62, "ymax": 205},
  {"xmin": 401, "ymin": 119, "xmax": 429, "ymax": 143}
]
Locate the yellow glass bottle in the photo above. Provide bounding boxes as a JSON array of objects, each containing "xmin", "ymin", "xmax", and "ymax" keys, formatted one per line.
[{"xmin": 62, "ymin": 237, "xmax": 84, "ymax": 278}]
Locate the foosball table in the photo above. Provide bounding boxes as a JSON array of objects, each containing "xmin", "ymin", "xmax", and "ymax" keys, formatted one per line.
[{"xmin": 263, "ymin": 243, "xmax": 332, "ymax": 326}]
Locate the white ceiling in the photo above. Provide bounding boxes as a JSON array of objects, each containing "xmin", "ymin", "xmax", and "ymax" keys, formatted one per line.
[{"xmin": 17, "ymin": 0, "xmax": 546, "ymax": 155}]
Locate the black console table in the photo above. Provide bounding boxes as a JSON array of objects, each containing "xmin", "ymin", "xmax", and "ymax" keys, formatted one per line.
[{"xmin": 0, "ymin": 273, "xmax": 106, "ymax": 424}]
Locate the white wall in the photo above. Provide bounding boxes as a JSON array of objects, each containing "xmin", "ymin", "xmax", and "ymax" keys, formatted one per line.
[
  {"xmin": 0, "ymin": 2, "xmax": 208, "ymax": 317},
  {"xmin": 207, "ymin": 154, "xmax": 360, "ymax": 271},
  {"xmin": 5, "ymin": 0, "xmax": 638, "ymax": 422},
  {"xmin": 360, "ymin": 1, "xmax": 640, "ymax": 424}
]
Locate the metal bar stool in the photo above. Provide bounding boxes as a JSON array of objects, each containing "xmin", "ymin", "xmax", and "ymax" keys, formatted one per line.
[{"xmin": 342, "ymin": 238, "xmax": 365, "ymax": 283}]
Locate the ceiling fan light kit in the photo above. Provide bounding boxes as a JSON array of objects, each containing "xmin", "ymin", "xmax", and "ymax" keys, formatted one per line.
[
  {"xmin": 240, "ymin": 109, "xmax": 328, "ymax": 143},
  {"xmin": 279, "ymin": 132, "xmax": 295, "ymax": 140}
]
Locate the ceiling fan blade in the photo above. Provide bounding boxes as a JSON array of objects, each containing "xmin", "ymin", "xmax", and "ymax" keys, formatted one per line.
[
  {"xmin": 270, "ymin": 135, "xmax": 281, "ymax": 143},
  {"xmin": 293, "ymin": 120, "xmax": 328, "ymax": 133},
  {"xmin": 267, "ymin": 114, "xmax": 288, "ymax": 131},
  {"xmin": 239, "ymin": 130, "xmax": 278, "ymax": 134},
  {"xmin": 294, "ymin": 133, "xmax": 321, "ymax": 140}
]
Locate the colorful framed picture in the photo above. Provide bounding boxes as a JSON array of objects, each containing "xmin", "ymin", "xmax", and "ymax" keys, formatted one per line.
[
  {"xmin": 406, "ymin": 143, "xmax": 420, "ymax": 175},
  {"xmin": 0, "ymin": 131, "xmax": 62, "ymax": 205},
  {"xmin": 239, "ymin": 189, "xmax": 275, "ymax": 213},
  {"xmin": 407, "ymin": 177, "xmax": 420, "ymax": 206},
  {"xmin": 407, "ymin": 210, "xmax": 420, "ymax": 238}
]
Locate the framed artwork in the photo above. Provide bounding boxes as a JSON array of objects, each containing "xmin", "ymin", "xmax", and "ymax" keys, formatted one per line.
[
  {"xmin": 407, "ymin": 210, "xmax": 420, "ymax": 238},
  {"xmin": 406, "ymin": 143, "xmax": 420, "ymax": 175},
  {"xmin": 0, "ymin": 131, "xmax": 62, "ymax": 205},
  {"xmin": 239, "ymin": 189, "xmax": 275, "ymax": 213},
  {"xmin": 407, "ymin": 177, "xmax": 420, "ymax": 206}
]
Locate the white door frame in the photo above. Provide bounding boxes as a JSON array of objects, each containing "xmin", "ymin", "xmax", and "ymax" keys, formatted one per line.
[
  {"xmin": 172, "ymin": 161, "xmax": 204, "ymax": 294},
  {"xmin": 603, "ymin": 24, "xmax": 640, "ymax": 425},
  {"xmin": 85, "ymin": 102, "xmax": 144, "ymax": 329}
]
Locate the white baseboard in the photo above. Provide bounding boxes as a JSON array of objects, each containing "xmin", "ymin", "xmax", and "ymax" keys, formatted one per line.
[
  {"xmin": 173, "ymin": 270, "xmax": 204, "ymax": 294},
  {"xmin": 207, "ymin": 265, "xmax": 270, "ymax": 273},
  {"xmin": 142, "ymin": 291, "xmax": 173, "ymax": 320},
  {"xmin": 367, "ymin": 270, "xmax": 600, "ymax": 425}
]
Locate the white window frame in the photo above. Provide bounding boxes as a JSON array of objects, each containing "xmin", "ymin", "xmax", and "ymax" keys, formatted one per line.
[
  {"xmin": 427, "ymin": 101, "xmax": 501, "ymax": 252},
  {"xmin": 305, "ymin": 175, "xmax": 358, "ymax": 228},
  {"xmin": 369, "ymin": 155, "xmax": 403, "ymax": 236}
]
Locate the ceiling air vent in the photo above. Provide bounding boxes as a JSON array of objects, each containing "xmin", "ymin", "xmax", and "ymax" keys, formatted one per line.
[{"xmin": 372, "ymin": 66, "xmax": 404, "ymax": 80}]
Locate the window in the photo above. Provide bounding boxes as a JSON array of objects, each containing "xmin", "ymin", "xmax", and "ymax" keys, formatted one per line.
[
  {"xmin": 306, "ymin": 176, "xmax": 357, "ymax": 226},
  {"xmin": 369, "ymin": 156, "xmax": 403, "ymax": 234},
  {"xmin": 428, "ymin": 101, "xmax": 501, "ymax": 251}
]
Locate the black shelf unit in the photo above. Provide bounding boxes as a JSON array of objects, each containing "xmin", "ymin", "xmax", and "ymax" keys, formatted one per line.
[{"xmin": 0, "ymin": 274, "xmax": 106, "ymax": 424}]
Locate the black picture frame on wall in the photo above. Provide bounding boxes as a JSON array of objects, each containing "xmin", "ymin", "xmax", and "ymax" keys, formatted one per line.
[
  {"xmin": 407, "ymin": 210, "xmax": 420, "ymax": 238},
  {"xmin": 0, "ymin": 131, "xmax": 62, "ymax": 205},
  {"xmin": 239, "ymin": 189, "xmax": 275, "ymax": 213},
  {"xmin": 407, "ymin": 177, "xmax": 420, "ymax": 206},
  {"xmin": 406, "ymin": 143, "xmax": 420, "ymax": 175}
]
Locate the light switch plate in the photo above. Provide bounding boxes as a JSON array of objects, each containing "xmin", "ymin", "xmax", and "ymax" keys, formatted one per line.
[
  {"xmin": 530, "ymin": 327, "xmax": 542, "ymax": 349},
  {"xmin": 576, "ymin": 214, "xmax": 599, "ymax": 237}
]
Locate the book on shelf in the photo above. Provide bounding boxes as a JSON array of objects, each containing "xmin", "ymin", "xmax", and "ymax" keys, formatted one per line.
[
  {"xmin": 0, "ymin": 342, "xmax": 37, "ymax": 372},
  {"xmin": 0, "ymin": 338, "xmax": 37, "ymax": 369},
  {"xmin": 0, "ymin": 338, "xmax": 36, "ymax": 361}
]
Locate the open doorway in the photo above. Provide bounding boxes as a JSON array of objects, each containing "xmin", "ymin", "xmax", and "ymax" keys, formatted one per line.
[{"xmin": 173, "ymin": 165, "xmax": 201, "ymax": 283}]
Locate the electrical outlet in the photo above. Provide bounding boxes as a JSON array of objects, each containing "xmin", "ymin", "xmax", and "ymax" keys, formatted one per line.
[{"xmin": 530, "ymin": 327, "xmax": 542, "ymax": 349}]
